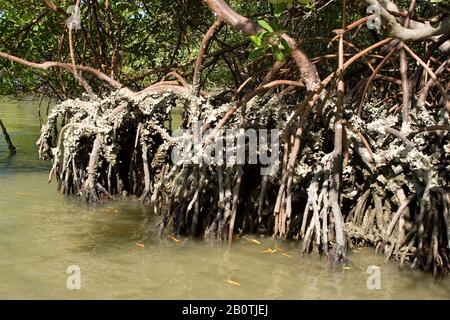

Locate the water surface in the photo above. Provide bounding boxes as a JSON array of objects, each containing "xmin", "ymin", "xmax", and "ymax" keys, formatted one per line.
[{"xmin": 0, "ymin": 99, "xmax": 449, "ymax": 299}]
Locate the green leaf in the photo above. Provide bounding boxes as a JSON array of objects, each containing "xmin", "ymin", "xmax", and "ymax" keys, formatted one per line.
[
  {"xmin": 272, "ymin": 48, "xmax": 285, "ymax": 61},
  {"xmin": 270, "ymin": 21, "xmax": 283, "ymax": 32},
  {"xmin": 268, "ymin": 0, "xmax": 294, "ymax": 9},
  {"xmin": 260, "ymin": 31, "xmax": 270, "ymax": 40},
  {"xmin": 249, "ymin": 35, "xmax": 262, "ymax": 47},
  {"xmin": 273, "ymin": 3, "xmax": 288, "ymax": 14},
  {"xmin": 258, "ymin": 20, "xmax": 274, "ymax": 33},
  {"xmin": 249, "ymin": 48, "xmax": 266, "ymax": 61},
  {"xmin": 280, "ymin": 38, "xmax": 291, "ymax": 53}
]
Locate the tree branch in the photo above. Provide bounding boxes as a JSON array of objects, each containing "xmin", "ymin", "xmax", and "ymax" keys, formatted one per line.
[
  {"xmin": 365, "ymin": 0, "xmax": 450, "ymax": 42},
  {"xmin": 204, "ymin": 0, "xmax": 320, "ymax": 90},
  {"xmin": 0, "ymin": 51, "xmax": 123, "ymax": 89},
  {"xmin": 193, "ymin": 19, "xmax": 223, "ymax": 96},
  {"xmin": 43, "ymin": 0, "xmax": 69, "ymax": 17}
]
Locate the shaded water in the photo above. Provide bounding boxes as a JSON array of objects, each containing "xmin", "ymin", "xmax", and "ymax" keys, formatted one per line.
[{"xmin": 0, "ymin": 99, "xmax": 449, "ymax": 299}]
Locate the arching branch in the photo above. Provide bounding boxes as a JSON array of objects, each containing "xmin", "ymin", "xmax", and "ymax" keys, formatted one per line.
[
  {"xmin": 365, "ymin": 0, "xmax": 450, "ymax": 43},
  {"xmin": 0, "ymin": 51, "xmax": 124, "ymax": 90},
  {"xmin": 43, "ymin": 0, "xmax": 69, "ymax": 17},
  {"xmin": 193, "ymin": 19, "xmax": 223, "ymax": 96},
  {"xmin": 204, "ymin": 0, "xmax": 320, "ymax": 90}
]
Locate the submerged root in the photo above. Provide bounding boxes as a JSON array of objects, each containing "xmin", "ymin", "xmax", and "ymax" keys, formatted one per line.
[
  {"xmin": 38, "ymin": 87, "xmax": 450, "ymax": 275},
  {"xmin": 37, "ymin": 88, "xmax": 189, "ymax": 201}
]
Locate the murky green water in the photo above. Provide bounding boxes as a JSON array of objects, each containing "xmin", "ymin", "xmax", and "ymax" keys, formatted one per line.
[{"xmin": 0, "ymin": 99, "xmax": 449, "ymax": 299}]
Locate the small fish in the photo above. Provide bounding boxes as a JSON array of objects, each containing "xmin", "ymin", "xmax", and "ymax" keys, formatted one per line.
[
  {"xmin": 261, "ymin": 248, "xmax": 278, "ymax": 254},
  {"xmin": 227, "ymin": 279, "xmax": 241, "ymax": 286},
  {"xmin": 343, "ymin": 266, "xmax": 351, "ymax": 271},
  {"xmin": 170, "ymin": 235, "xmax": 181, "ymax": 243},
  {"xmin": 136, "ymin": 243, "xmax": 145, "ymax": 248},
  {"xmin": 282, "ymin": 253, "xmax": 293, "ymax": 258},
  {"xmin": 243, "ymin": 236, "xmax": 261, "ymax": 245}
]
